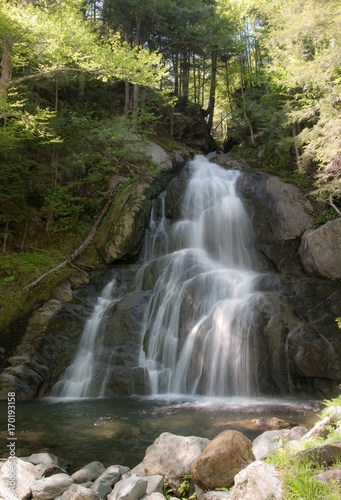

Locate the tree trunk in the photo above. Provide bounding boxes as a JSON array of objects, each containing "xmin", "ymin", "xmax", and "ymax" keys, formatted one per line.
[
  {"xmin": 239, "ymin": 60, "xmax": 255, "ymax": 147},
  {"xmin": 292, "ymin": 121, "xmax": 302, "ymax": 171},
  {"xmin": 206, "ymin": 50, "xmax": 218, "ymax": 134},
  {"xmin": 0, "ymin": 36, "xmax": 14, "ymax": 103},
  {"xmin": 124, "ymin": 79, "xmax": 130, "ymax": 113}
]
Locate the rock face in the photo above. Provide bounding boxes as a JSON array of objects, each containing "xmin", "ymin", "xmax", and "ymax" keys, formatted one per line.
[
  {"xmin": 0, "ymin": 144, "xmax": 189, "ymax": 400},
  {"xmin": 143, "ymin": 432, "xmax": 210, "ymax": 491},
  {"xmin": 0, "ymin": 271, "xmax": 91, "ymax": 400},
  {"xmin": 234, "ymin": 166, "xmax": 315, "ymax": 274},
  {"xmin": 1, "ymin": 152, "xmax": 340, "ymax": 400},
  {"xmin": 95, "ymin": 146, "xmax": 190, "ymax": 265},
  {"xmin": 299, "ymin": 218, "xmax": 341, "ymax": 279},
  {"xmin": 191, "ymin": 430, "xmax": 255, "ymax": 490}
]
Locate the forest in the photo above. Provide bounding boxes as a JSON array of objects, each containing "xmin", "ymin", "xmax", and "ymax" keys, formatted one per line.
[{"xmin": 0, "ymin": 0, "xmax": 340, "ymax": 327}]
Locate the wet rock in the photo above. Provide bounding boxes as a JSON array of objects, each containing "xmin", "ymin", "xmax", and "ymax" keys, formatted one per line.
[
  {"xmin": 213, "ymin": 417, "xmax": 292, "ymax": 434},
  {"xmin": 143, "ymin": 432, "xmax": 210, "ymax": 492},
  {"xmin": 108, "ymin": 473, "xmax": 148, "ymax": 500},
  {"xmin": 165, "ymin": 166, "xmax": 191, "ymax": 220},
  {"xmin": 95, "ymin": 143, "xmax": 187, "ymax": 266},
  {"xmin": 30, "ymin": 473, "xmax": 73, "ymax": 499},
  {"xmin": 236, "ymin": 170, "xmax": 315, "ymax": 274},
  {"xmin": 71, "ymin": 461, "xmax": 106, "ymax": 484},
  {"xmin": 191, "ymin": 430, "xmax": 255, "ymax": 490},
  {"xmin": 231, "ymin": 460, "xmax": 284, "ymax": 499},
  {"xmin": 252, "ymin": 429, "xmax": 290, "ymax": 460},
  {"xmin": 300, "ymin": 219, "xmax": 341, "ymax": 279},
  {"xmin": 0, "ymin": 275, "xmax": 93, "ymax": 400},
  {"xmin": 50, "ymin": 281, "xmax": 73, "ymax": 302},
  {"xmin": 96, "ymin": 183, "xmax": 153, "ymax": 264}
]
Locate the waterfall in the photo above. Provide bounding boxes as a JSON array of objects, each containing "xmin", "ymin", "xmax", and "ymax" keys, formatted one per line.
[
  {"xmin": 51, "ymin": 278, "xmax": 117, "ymax": 398},
  {"xmin": 138, "ymin": 155, "xmax": 259, "ymax": 397},
  {"xmin": 142, "ymin": 192, "xmax": 168, "ymax": 262}
]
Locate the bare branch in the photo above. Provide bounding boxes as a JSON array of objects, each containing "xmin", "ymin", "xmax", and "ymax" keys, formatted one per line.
[
  {"xmin": 23, "ymin": 188, "xmax": 118, "ymax": 291},
  {"xmin": 329, "ymin": 194, "xmax": 341, "ymax": 216}
]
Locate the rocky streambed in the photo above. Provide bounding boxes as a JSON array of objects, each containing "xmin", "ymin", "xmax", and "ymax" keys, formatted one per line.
[{"xmin": 1, "ymin": 405, "xmax": 340, "ymax": 500}]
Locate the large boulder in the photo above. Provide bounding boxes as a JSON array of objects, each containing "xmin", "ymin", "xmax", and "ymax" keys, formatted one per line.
[
  {"xmin": 191, "ymin": 430, "xmax": 255, "ymax": 490},
  {"xmin": 252, "ymin": 274, "xmax": 341, "ymax": 397},
  {"xmin": 95, "ymin": 144, "xmax": 189, "ymax": 265},
  {"xmin": 299, "ymin": 218, "xmax": 341, "ymax": 279},
  {"xmin": 231, "ymin": 461, "xmax": 284, "ymax": 499},
  {"xmin": 0, "ymin": 457, "xmax": 42, "ymax": 500},
  {"xmin": 143, "ymin": 433, "xmax": 210, "ymax": 492},
  {"xmin": 30, "ymin": 473, "xmax": 73, "ymax": 499}
]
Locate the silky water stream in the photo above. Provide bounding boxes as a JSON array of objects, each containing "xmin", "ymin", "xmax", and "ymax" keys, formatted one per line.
[{"xmin": 0, "ymin": 155, "xmax": 323, "ymax": 469}]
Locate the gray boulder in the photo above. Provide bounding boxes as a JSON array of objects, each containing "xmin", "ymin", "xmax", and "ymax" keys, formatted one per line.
[
  {"xmin": 108, "ymin": 474, "xmax": 148, "ymax": 500},
  {"xmin": 30, "ymin": 473, "xmax": 73, "ymax": 499},
  {"xmin": 231, "ymin": 460, "xmax": 284, "ymax": 499},
  {"xmin": 299, "ymin": 218, "xmax": 341, "ymax": 279},
  {"xmin": 145, "ymin": 475, "xmax": 164, "ymax": 495},
  {"xmin": 143, "ymin": 432, "xmax": 210, "ymax": 492},
  {"xmin": 90, "ymin": 465, "xmax": 123, "ymax": 498},
  {"xmin": 295, "ymin": 442, "xmax": 341, "ymax": 466},
  {"xmin": 0, "ymin": 457, "xmax": 41, "ymax": 500},
  {"xmin": 71, "ymin": 461, "xmax": 106, "ymax": 484},
  {"xmin": 26, "ymin": 452, "xmax": 59, "ymax": 466},
  {"xmin": 252, "ymin": 430, "xmax": 290, "ymax": 460}
]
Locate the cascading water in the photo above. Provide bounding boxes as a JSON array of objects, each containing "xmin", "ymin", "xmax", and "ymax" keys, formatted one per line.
[
  {"xmin": 138, "ymin": 155, "xmax": 259, "ymax": 397},
  {"xmin": 51, "ymin": 278, "xmax": 117, "ymax": 397},
  {"xmin": 142, "ymin": 192, "xmax": 168, "ymax": 262}
]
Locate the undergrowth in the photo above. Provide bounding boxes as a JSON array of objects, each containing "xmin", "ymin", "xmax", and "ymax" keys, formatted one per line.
[{"xmin": 266, "ymin": 392, "xmax": 341, "ymax": 500}]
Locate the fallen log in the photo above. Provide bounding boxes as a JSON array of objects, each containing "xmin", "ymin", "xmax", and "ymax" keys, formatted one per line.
[{"xmin": 23, "ymin": 190, "xmax": 116, "ymax": 291}]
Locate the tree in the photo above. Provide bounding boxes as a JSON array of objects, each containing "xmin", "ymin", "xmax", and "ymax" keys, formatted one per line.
[{"xmin": 0, "ymin": 0, "xmax": 165, "ymax": 108}]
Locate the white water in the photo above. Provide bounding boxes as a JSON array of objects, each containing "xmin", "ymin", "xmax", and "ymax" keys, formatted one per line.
[
  {"xmin": 51, "ymin": 278, "xmax": 117, "ymax": 398},
  {"xmin": 142, "ymin": 192, "xmax": 168, "ymax": 262},
  {"xmin": 138, "ymin": 155, "xmax": 259, "ymax": 397}
]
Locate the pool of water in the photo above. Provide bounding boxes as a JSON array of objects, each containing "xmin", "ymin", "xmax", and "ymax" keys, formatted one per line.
[{"xmin": 0, "ymin": 395, "xmax": 322, "ymax": 471}]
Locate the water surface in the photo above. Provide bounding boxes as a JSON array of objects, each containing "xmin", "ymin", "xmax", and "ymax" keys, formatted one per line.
[{"xmin": 0, "ymin": 396, "xmax": 322, "ymax": 470}]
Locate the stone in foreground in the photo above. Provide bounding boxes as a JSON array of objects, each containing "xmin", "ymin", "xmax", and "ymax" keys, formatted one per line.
[{"xmin": 191, "ymin": 430, "xmax": 255, "ymax": 490}]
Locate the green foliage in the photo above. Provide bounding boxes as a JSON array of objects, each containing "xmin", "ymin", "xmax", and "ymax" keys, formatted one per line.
[
  {"xmin": 281, "ymin": 172, "xmax": 310, "ymax": 188},
  {"xmin": 178, "ymin": 473, "xmax": 192, "ymax": 498},
  {"xmin": 163, "ymin": 482, "xmax": 173, "ymax": 500},
  {"xmin": 313, "ymin": 208, "xmax": 340, "ymax": 227},
  {"xmin": 287, "ymin": 471, "xmax": 339, "ymax": 500},
  {"xmin": 267, "ymin": 392, "xmax": 341, "ymax": 500},
  {"xmin": 163, "ymin": 474, "xmax": 196, "ymax": 500},
  {"xmin": 336, "ymin": 318, "xmax": 341, "ymax": 329}
]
